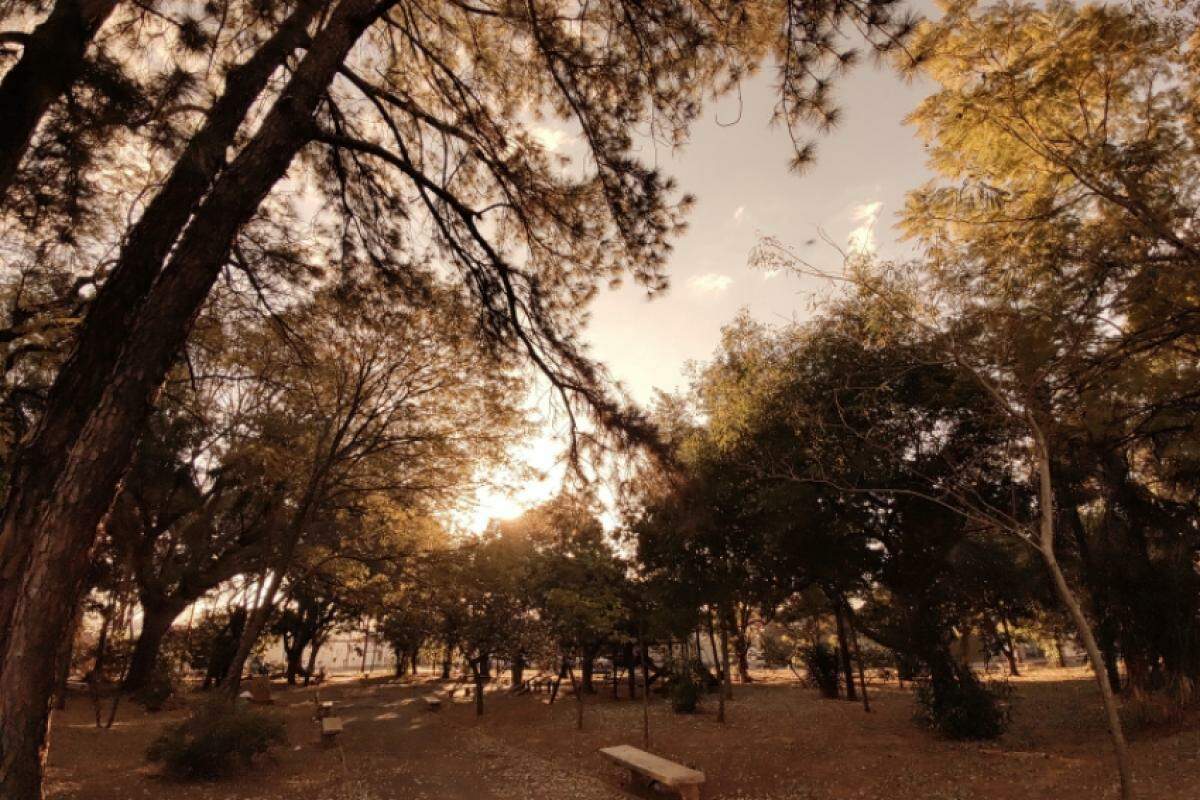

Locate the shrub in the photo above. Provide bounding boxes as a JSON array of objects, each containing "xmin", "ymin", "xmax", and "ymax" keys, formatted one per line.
[
  {"xmin": 146, "ymin": 699, "xmax": 286, "ymax": 780},
  {"xmin": 759, "ymin": 628, "xmax": 798, "ymax": 670},
  {"xmin": 134, "ymin": 670, "xmax": 177, "ymax": 712},
  {"xmin": 801, "ymin": 642, "xmax": 841, "ymax": 699},
  {"xmin": 669, "ymin": 674, "xmax": 701, "ymax": 714},
  {"xmin": 913, "ymin": 673, "xmax": 1012, "ymax": 740}
]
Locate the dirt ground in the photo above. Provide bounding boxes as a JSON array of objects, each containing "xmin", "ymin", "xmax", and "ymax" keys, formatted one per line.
[{"xmin": 43, "ymin": 666, "xmax": 1200, "ymax": 800}]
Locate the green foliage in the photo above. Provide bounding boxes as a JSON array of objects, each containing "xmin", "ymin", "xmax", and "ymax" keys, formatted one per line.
[
  {"xmin": 669, "ymin": 673, "xmax": 701, "ymax": 714},
  {"xmin": 801, "ymin": 643, "xmax": 841, "ymax": 699},
  {"xmin": 759, "ymin": 627, "xmax": 797, "ymax": 670},
  {"xmin": 913, "ymin": 676, "xmax": 1012, "ymax": 741},
  {"xmin": 146, "ymin": 699, "xmax": 286, "ymax": 780}
]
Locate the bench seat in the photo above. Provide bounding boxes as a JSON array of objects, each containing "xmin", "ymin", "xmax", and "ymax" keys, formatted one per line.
[
  {"xmin": 320, "ymin": 716, "xmax": 344, "ymax": 745},
  {"xmin": 600, "ymin": 745, "xmax": 704, "ymax": 800}
]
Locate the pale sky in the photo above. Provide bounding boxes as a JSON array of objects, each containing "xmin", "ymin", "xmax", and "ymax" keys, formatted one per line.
[{"xmin": 467, "ymin": 17, "xmax": 939, "ymax": 530}]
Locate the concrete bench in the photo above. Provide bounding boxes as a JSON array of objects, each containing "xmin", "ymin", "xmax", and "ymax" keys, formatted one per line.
[
  {"xmin": 600, "ymin": 745, "xmax": 704, "ymax": 800},
  {"xmin": 316, "ymin": 700, "xmax": 334, "ymax": 719},
  {"xmin": 320, "ymin": 716, "xmax": 344, "ymax": 746},
  {"xmin": 422, "ymin": 695, "xmax": 442, "ymax": 711}
]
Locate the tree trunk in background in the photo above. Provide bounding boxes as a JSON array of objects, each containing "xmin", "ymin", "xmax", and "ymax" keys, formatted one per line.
[
  {"xmin": 833, "ymin": 602, "xmax": 857, "ymax": 702},
  {"xmin": 52, "ymin": 605, "xmax": 83, "ymax": 711},
  {"xmin": 639, "ymin": 628, "xmax": 650, "ymax": 748},
  {"xmin": 581, "ymin": 645, "xmax": 597, "ymax": 693},
  {"xmin": 441, "ymin": 646, "xmax": 452, "ymax": 680},
  {"xmin": 625, "ymin": 642, "xmax": 637, "ymax": 700},
  {"xmin": 733, "ymin": 604, "xmax": 753, "ymax": 683},
  {"xmin": 0, "ymin": 0, "xmax": 119, "ymax": 201},
  {"xmin": 567, "ymin": 658, "xmax": 584, "ymax": 730},
  {"xmin": 1000, "ymin": 617, "xmax": 1021, "ymax": 677},
  {"xmin": 123, "ymin": 600, "xmax": 184, "ymax": 692},
  {"xmin": 720, "ymin": 615, "xmax": 733, "ymax": 701},
  {"xmin": 1033, "ymin": 428, "xmax": 1134, "ymax": 800},
  {"xmin": 510, "ymin": 654, "xmax": 524, "ymax": 688},
  {"xmin": 705, "ymin": 612, "xmax": 723, "ymax": 686},
  {"xmin": 845, "ymin": 604, "xmax": 871, "ymax": 713},
  {"xmin": 303, "ymin": 638, "xmax": 322, "ymax": 687},
  {"xmin": 472, "ymin": 660, "xmax": 484, "ymax": 717}
]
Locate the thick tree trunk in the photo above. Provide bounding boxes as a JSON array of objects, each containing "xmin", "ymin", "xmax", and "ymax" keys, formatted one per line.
[
  {"xmin": 0, "ymin": 16, "xmax": 382, "ymax": 792},
  {"xmin": 0, "ymin": 0, "xmax": 322, "ymax": 652},
  {"xmin": 441, "ymin": 646, "xmax": 452, "ymax": 680},
  {"xmin": 1033, "ymin": 429, "xmax": 1134, "ymax": 800},
  {"xmin": 833, "ymin": 601, "xmax": 857, "ymax": 702},
  {"xmin": 0, "ymin": 0, "xmax": 118, "ymax": 201},
  {"xmin": 122, "ymin": 600, "xmax": 183, "ymax": 692}
]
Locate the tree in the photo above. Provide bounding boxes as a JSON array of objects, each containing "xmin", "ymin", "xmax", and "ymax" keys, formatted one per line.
[{"xmin": 0, "ymin": 0, "xmax": 918, "ymax": 792}]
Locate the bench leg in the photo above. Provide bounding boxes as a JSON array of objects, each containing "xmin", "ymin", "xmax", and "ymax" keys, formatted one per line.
[
  {"xmin": 628, "ymin": 769, "xmax": 650, "ymax": 792},
  {"xmin": 677, "ymin": 786, "xmax": 701, "ymax": 800}
]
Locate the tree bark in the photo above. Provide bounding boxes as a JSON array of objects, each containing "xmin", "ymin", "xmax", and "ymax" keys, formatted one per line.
[
  {"xmin": 0, "ymin": 0, "xmax": 322, "ymax": 653},
  {"xmin": 639, "ymin": 628, "xmax": 650, "ymax": 748},
  {"xmin": 733, "ymin": 604, "xmax": 753, "ymax": 683},
  {"xmin": 122, "ymin": 599, "xmax": 184, "ymax": 692},
  {"xmin": 0, "ymin": 12, "xmax": 384, "ymax": 790},
  {"xmin": 0, "ymin": 0, "xmax": 119, "ymax": 201},
  {"xmin": 999, "ymin": 616, "xmax": 1021, "ymax": 677},
  {"xmin": 844, "ymin": 602, "xmax": 871, "ymax": 713},
  {"xmin": 580, "ymin": 644, "xmax": 597, "ymax": 693},
  {"xmin": 1032, "ymin": 426, "xmax": 1134, "ymax": 800},
  {"xmin": 303, "ymin": 637, "xmax": 323, "ymax": 687},
  {"xmin": 833, "ymin": 601, "xmax": 857, "ymax": 702}
]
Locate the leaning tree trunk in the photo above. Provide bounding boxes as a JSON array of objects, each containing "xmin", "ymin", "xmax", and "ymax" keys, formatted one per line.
[
  {"xmin": 0, "ymin": 3, "xmax": 374, "ymax": 793},
  {"xmin": 0, "ymin": 0, "xmax": 119, "ymax": 201},
  {"xmin": 0, "ymin": 0, "xmax": 322, "ymax": 655},
  {"xmin": 1032, "ymin": 428, "xmax": 1134, "ymax": 800}
]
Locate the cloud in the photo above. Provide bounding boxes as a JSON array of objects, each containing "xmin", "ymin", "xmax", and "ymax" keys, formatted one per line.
[
  {"xmin": 732, "ymin": 205, "xmax": 745, "ymax": 223},
  {"xmin": 847, "ymin": 200, "xmax": 883, "ymax": 255},
  {"xmin": 688, "ymin": 272, "xmax": 734, "ymax": 294},
  {"xmin": 531, "ymin": 125, "xmax": 569, "ymax": 152}
]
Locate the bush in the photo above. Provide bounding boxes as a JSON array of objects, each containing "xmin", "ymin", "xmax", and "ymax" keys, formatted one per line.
[
  {"xmin": 801, "ymin": 642, "xmax": 841, "ymax": 699},
  {"xmin": 146, "ymin": 699, "xmax": 286, "ymax": 780},
  {"xmin": 134, "ymin": 670, "xmax": 177, "ymax": 712},
  {"xmin": 669, "ymin": 674, "xmax": 701, "ymax": 714},
  {"xmin": 759, "ymin": 627, "xmax": 798, "ymax": 670},
  {"xmin": 913, "ymin": 673, "xmax": 1012, "ymax": 740}
]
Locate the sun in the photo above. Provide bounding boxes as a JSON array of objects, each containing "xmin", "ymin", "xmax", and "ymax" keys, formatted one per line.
[{"xmin": 462, "ymin": 433, "xmax": 566, "ymax": 533}]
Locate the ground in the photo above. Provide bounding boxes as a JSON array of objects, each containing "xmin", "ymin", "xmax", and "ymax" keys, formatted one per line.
[{"xmin": 44, "ymin": 667, "xmax": 1200, "ymax": 800}]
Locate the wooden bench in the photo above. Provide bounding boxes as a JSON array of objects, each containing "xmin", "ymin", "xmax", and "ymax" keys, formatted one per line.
[
  {"xmin": 320, "ymin": 716, "xmax": 344, "ymax": 746},
  {"xmin": 247, "ymin": 676, "xmax": 274, "ymax": 705},
  {"xmin": 315, "ymin": 700, "xmax": 335, "ymax": 719},
  {"xmin": 422, "ymin": 695, "xmax": 442, "ymax": 711},
  {"xmin": 600, "ymin": 745, "xmax": 704, "ymax": 800}
]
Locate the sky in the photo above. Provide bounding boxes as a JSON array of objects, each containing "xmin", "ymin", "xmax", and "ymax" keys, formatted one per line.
[{"xmin": 466, "ymin": 20, "xmax": 939, "ymax": 531}]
